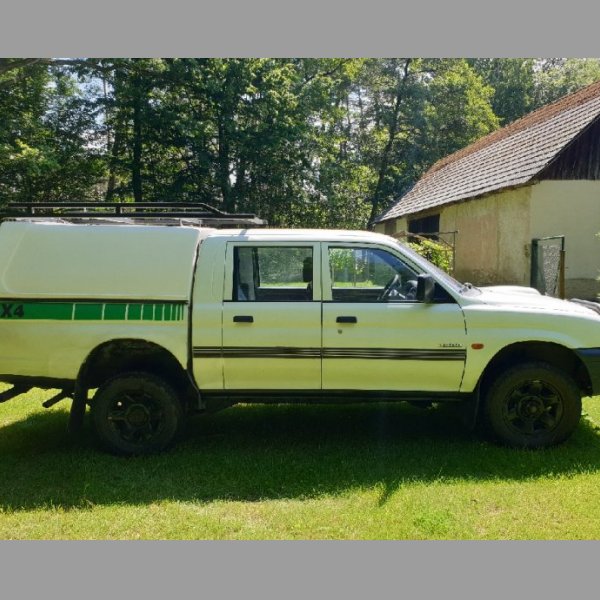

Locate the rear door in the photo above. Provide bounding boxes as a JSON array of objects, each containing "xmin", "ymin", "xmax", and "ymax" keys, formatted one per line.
[
  {"xmin": 221, "ymin": 242, "xmax": 322, "ymax": 390},
  {"xmin": 321, "ymin": 243, "xmax": 466, "ymax": 393}
]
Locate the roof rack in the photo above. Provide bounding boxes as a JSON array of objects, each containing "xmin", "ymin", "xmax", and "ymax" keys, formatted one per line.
[{"xmin": 0, "ymin": 202, "xmax": 267, "ymax": 227}]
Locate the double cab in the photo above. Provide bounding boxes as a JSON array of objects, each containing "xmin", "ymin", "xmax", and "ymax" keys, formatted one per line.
[{"xmin": 1, "ymin": 219, "xmax": 599, "ymax": 454}]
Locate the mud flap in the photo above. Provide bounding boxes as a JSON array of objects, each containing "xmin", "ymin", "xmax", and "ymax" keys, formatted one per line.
[
  {"xmin": 457, "ymin": 385, "xmax": 480, "ymax": 431},
  {"xmin": 67, "ymin": 383, "xmax": 88, "ymax": 434}
]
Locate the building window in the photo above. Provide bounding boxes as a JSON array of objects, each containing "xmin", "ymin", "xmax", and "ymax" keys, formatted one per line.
[{"xmin": 408, "ymin": 214, "xmax": 440, "ymax": 239}]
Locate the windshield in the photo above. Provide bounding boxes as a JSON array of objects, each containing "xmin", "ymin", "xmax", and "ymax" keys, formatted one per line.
[{"xmin": 391, "ymin": 238, "xmax": 467, "ymax": 293}]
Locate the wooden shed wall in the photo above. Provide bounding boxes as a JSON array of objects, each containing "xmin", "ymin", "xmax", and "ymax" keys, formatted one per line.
[{"xmin": 540, "ymin": 118, "xmax": 600, "ymax": 180}]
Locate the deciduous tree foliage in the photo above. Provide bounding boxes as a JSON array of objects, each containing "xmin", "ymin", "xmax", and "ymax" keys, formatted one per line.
[
  {"xmin": 0, "ymin": 58, "xmax": 599, "ymax": 227},
  {"xmin": 0, "ymin": 62, "xmax": 104, "ymax": 203}
]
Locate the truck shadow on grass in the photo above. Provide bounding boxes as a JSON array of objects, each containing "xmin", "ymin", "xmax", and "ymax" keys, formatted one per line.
[{"xmin": 0, "ymin": 402, "xmax": 600, "ymax": 510}]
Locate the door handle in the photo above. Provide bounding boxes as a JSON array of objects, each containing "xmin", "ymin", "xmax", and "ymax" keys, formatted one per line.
[
  {"xmin": 233, "ymin": 315, "xmax": 254, "ymax": 323},
  {"xmin": 336, "ymin": 316, "xmax": 357, "ymax": 324}
]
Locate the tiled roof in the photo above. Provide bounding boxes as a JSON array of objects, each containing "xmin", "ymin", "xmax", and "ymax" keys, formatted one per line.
[{"xmin": 377, "ymin": 80, "xmax": 600, "ymax": 222}]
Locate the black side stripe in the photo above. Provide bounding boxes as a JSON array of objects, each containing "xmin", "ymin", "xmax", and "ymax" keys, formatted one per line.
[
  {"xmin": 194, "ymin": 347, "xmax": 321, "ymax": 359},
  {"xmin": 324, "ymin": 349, "xmax": 466, "ymax": 360},
  {"xmin": 193, "ymin": 347, "xmax": 466, "ymax": 361}
]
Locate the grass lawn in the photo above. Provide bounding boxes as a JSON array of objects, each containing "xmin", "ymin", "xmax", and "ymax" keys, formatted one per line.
[{"xmin": 2, "ymin": 387, "xmax": 600, "ymax": 539}]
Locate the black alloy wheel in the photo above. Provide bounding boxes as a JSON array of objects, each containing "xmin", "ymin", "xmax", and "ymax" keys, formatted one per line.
[
  {"xmin": 91, "ymin": 372, "xmax": 183, "ymax": 456},
  {"xmin": 484, "ymin": 362, "xmax": 581, "ymax": 448}
]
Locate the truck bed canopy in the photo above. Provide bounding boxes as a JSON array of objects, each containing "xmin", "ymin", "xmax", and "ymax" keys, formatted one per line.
[{"xmin": 0, "ymin": 221, "xmax": 207, "ymax": 300}]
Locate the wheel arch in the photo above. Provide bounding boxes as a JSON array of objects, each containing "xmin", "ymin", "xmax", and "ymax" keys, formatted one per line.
[
  {"xmin": 76, "ymin": 338, "xmax": 201, "ymax": 412},
  {"xmin": 478, "ymin": 341, "xmax": 592, "ymax": 398}
]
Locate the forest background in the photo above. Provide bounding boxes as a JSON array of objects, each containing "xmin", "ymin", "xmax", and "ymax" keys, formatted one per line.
[{"xmin": 1, "ymin": 58, "xmax": 599, "ymax": 228}]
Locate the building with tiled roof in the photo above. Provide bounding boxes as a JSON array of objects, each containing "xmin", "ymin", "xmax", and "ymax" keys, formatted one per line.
[{"xmin": 375, "ymin": 80, "xmax": 600, "ymax": 299}]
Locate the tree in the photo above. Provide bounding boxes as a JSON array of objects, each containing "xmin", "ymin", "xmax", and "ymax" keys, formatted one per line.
[
  {"xmin": 469, "ymin": 58, "xmax": 536, "ymax": 125},
  {"xmin": 470, "ymin": 58, "xmax": 600, "ymax": 126},
  {"xmin": 533, "ymin": 58, "xmax": 600, "ymax": 107},
  {"xmin": 418, "ymin": 60, "xmax": 499, "ymax": 164},
  {"xmin": 0, "ymin": 62, "xmax": 104, "ymax": 205},
  {"xmin": 2, "ymin": 57, "xmax": 599, "ymax": 228},
  {"xmin": 353, "ymin": 59, "xmax": 498, "ymax": 223}
]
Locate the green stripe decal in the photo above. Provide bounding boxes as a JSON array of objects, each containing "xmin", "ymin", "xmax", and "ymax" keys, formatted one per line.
[
  {"xmin": 21, "ymin": 302, "xmax": 74, "ymax": 320},
  {"xmin": 0, "ymin": 300, "xmax": 186, "ymax": 321},
  {"xmin": 75, "ymin": 303, "xmax": 103, "ymax": 320},
  {"xmin": 104, "ymin": 303, "xmax": 127, "ymax": 320},
  {"xmin": 128, "ymin": 304, "xmax": 142, "ymax": 320}
]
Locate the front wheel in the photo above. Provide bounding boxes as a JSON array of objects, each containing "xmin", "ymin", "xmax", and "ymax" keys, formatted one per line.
[
  {"xmin": 91, "ymin": 372, "xmax": 183, "ymax": 456},
  {"xmin": 483, "ymin": 362, "xmax": 581, "ymax": 448}
]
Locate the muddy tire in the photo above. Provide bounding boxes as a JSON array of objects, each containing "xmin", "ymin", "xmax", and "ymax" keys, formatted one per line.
[
  {"xmin": 91, "ymin": 372, "xmax": 183, "ymax": 456},
  {"xmin": 484, "ymin": 362, "xmax": 581, "ymax": 448}
]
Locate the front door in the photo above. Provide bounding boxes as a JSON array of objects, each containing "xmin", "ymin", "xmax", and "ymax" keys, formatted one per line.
[
  {"xmin": 221, "ymin": 242, "xmax": 322, "ymax": 390},
  {"xmin": 321, "ymin": 244, "xmax": 466, "ymax": 393}
]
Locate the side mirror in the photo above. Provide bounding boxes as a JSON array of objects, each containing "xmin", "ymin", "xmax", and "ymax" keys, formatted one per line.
[{"xmin": 416, "ymin": 274, "xmax": 435, "ymax": 303}]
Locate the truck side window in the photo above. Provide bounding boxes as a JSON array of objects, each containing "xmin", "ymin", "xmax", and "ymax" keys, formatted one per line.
[
  {"xmin": 233, "ymin": 246, "xmax": 314, "ymax": 302},
  {"xmin": 329, "ymin": 247, "xmax": 418, "ymax": 302}
]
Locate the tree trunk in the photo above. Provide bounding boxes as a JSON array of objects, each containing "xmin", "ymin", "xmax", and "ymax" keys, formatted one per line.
[
  {"xmin": 217, "ymin": 113, "xmax": 233, "ymax": 211},
  {"xmin": 132, "ymin": 88, "xmax": 143, "ymax": 203},
  {"xmin": 105, "ymin": 125, "xmax": 122, "ymax": 202},
  {"xmin": 103, "ymin": 74, "xmax": 120, "ymax": 203},
  {"xmin": 368, "ymin": 60, "xmax": 411, "ymax": 226},
  {"xmin": 233, "ymin": 156, "xmax": 246, "ymax": 210}
]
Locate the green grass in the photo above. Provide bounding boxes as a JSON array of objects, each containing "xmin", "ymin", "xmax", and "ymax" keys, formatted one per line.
[{"xmin": 2, "ymin": 387, "xmax": 600, "ymax": 539}]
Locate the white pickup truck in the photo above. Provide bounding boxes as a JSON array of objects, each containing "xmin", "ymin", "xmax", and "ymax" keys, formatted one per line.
[{"xmin": 1, "ymin": 215, "xmax": 599, "ymax": 455}]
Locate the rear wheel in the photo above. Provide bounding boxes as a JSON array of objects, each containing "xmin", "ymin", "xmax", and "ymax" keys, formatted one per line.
[
  {"xmin": 91, "ymin": 372, "xmax": 183, "ymax": 456},
  {"xmin": 484, "ymin": 362, "xmax": 581, "ymax": 448}
]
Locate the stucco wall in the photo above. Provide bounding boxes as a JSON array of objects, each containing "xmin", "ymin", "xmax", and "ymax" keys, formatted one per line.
[
  {"xmin": 373, "ymin": 218, "xmax": 407, "ymax": 236},
  {"xmin": 440, "ymin": 187, "xmax": 532, "ymax": 287},
  {"xmin": 376, "ymin": 193, "xmax": 531, "ymax": 286},
  {"xmin": 529, "ymin": 180, "xmax": 600, "ymax": 298}
]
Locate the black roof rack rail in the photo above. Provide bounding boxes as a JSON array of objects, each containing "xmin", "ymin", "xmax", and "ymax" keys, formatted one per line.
[{"xmin": 0, "ymin": 202, "xmax": 267, "ymax": 227}]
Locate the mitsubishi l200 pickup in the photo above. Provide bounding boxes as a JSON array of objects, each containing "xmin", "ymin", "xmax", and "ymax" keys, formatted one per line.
[{"xmin": 1, "ymin": 212, "xmax": 599, "ymax": 455}]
